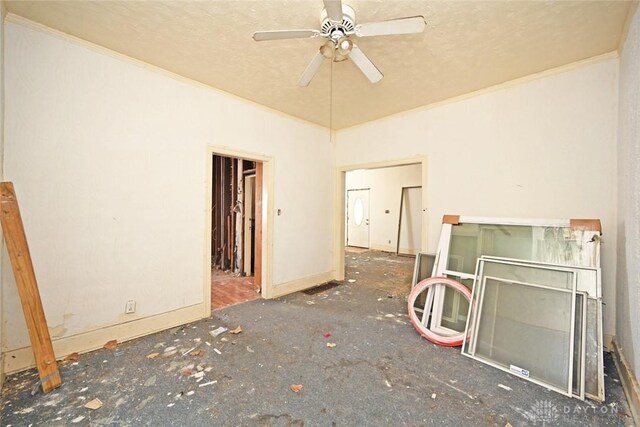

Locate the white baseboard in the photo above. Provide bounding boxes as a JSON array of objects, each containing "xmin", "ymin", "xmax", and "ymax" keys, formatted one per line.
[
  {"xmin": 4, "ymin": 270, "xmax": 337, "ymax": 374},
  {"xmin": 611, "ymin": 339, "xmax": 640, "ymax": 425},
  {"xmin": 270, "ymin": 271, "xmax": 335, "ymax": 298},
  {"xmin": 3, "ymin": 303, "xmax": 205, "ymax": 375}
]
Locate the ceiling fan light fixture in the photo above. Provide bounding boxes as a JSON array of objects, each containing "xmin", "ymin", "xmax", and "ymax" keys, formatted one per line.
[
  {"xmin": 337, "ymin": 37, "xmax": 353, "ymax": 55},
  {"xmin": 253, "ymin": 0, "xmax": 427, "ymax": 86},
  {"xmin": 320, "ymin": 40, "xmax": 335, "ymax": 59}
]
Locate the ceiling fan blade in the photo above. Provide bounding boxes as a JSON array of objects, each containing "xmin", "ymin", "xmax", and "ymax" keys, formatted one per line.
[
  {"xmin": 348, "ymin": 44, "xmax": 383, "ymax": 83},
  {"xmin": 324, "ymin": 0, "xmax": 344, "ymax": 22},
  {"xmin": 298, "ymin": 51, "xmax": 325, "ymax": 87},
  {"xmin": 253, "ymin": 29, "xmax": 321, "ymax": 42},
  {"xmin": 355, "ymin": 16, "xmax": 426, "ymax": 37}
]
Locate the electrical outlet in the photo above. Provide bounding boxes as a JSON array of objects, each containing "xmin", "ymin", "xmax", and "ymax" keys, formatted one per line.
[{"xmin": 125, "ymin": 300, "xmax": 136, "ymax": 314}]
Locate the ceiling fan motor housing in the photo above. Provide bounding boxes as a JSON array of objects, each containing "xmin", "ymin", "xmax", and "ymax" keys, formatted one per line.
[{"xmin": 320, "ymin": 4, "xmax": 356, "ymax": 35}]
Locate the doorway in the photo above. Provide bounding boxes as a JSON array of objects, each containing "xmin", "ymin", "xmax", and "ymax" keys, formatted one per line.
[
  {"xmin": 335, "ymin": 159, "xmax": 427, "ymax": 282},
  {"xmin": 211, "ymin": 154, "xmax": 263, "ymax": 310}
]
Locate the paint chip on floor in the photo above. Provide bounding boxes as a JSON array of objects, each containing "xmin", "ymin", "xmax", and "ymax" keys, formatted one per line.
[
  {"xmin": 199, "ymin": 381, "xmax": 217, "ymax": 387},
  {"xmin": 84, "ymin": 398, "xmax": 103, "ymax": 410}
]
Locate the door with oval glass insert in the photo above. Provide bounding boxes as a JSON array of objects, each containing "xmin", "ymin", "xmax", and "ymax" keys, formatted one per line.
[{"xmin": 346, "ymin": 189, "xmax": 370, "ymax": 248}]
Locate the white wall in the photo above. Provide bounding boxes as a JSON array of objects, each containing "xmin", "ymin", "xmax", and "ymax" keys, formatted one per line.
[
  {"xmin": 2, "ymin": 21, "xmax": 334, "ymax": 365},
  {"xmin": 345, "ymin": 164, "xmax": 422, "ymax": 253},
  {"xmin": 616, "ymin": 5, "xmax": 640, "ymax": 377},
  {"xmin": 336, "ymin": 58, "xmax": 619, "ymax": 340}
]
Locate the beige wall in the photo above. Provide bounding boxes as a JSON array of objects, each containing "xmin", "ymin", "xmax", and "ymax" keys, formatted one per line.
[
  {"xmin": 616, "ymin": 4, "xmax": 640, "ymax": 378},
  {"xmin": 336, "ymin": 58, "xmax": 619, "ymax": 340},
  {"xmin": 2, "ymin": 21, "xmax": 334, "ymax": 371}
]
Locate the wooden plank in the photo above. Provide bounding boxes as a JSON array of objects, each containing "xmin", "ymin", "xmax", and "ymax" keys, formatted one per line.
[
  {"xmin": 0, "ymin": 182, "xmax": 61, "ymax": 392},
  {"xmin": 230, "ymin": 159, "xmax": 236, "ymax": 269},
  {"xmin": 570, "ymin": 218, "xmax": 602, "ymax": 232},
  {"xmin": 442, "ymin": 214, "xmax": 460, "ymax": 225},
  {"xmin": 254, "ymin": 162, "xmax": 263, "ymax": 292}
]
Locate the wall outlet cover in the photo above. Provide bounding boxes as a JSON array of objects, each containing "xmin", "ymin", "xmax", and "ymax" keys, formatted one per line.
[{"xmin": 125, "ymin": 300, "xmax": 136, "ymax": 314}]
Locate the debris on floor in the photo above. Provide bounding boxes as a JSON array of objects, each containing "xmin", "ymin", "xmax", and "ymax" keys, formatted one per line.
[
  {"xmin": 162, "ymin": 346, "xmax": 178, "ymax": 357},
  {"xmin": 63, "ymin": 352, "xmax": 79, "ymax": 362},
  {"xmin": 0, "ymin": 248, "xmax": 631, "ymax": 426},
  {"xmin": 84, "ymin": 398, "xmax": 103, "ymax": 410},
  {"xmin": 290, "ymin": 384, "xmax": 303, "ymax": 393},
  {"xmin": 103, "ymin": 340, "xmax": 118, "ymax": 350},
  {"xmin": 199, "ymin": 380, "xmax": 217, "ymax": 388},
  {"xmin": 209, "ymin": 326, "xmax": 227, "ymax": 337}
]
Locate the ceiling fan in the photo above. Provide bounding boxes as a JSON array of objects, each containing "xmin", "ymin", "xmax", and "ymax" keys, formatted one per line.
[{"xmin": 253, "ymin": 0, "xmax": 426, "ymax": 87}]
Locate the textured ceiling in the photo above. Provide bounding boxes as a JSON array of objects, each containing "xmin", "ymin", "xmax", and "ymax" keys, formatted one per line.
[{"xmin": 6, "ymin": 0, "xmax": 633, "ymax": 129}]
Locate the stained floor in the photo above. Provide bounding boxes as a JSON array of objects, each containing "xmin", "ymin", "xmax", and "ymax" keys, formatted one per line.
[
  {"xmin": 0, "ymin": 250, "xmax": 633, "ymax": 426},
  {"xmin": 211, "ymin": 269, "xmax": 259, "ymax": 310}
]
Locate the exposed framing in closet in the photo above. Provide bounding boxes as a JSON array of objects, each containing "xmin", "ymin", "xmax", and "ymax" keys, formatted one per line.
[{"xmin": 211, "ymin": 155, "xmax": 262, "ymax": 291}]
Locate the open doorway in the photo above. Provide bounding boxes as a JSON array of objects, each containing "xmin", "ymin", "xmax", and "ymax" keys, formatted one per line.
[
  {"xmin": 211, "ymin": 154, "xmax": 263, "ymax": 310},
  {"xmin": 344, "ymin": 163, "xmax": 423, "ymax": 255},
  {"xmin": 336, "ymin": 160, "xmax": 427, "ymax": 297}
]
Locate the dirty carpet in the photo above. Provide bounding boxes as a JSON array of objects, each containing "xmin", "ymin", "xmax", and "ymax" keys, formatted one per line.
[{"xmin": 0, "ymin": 250, "xmax": 632, "ymax": 426}]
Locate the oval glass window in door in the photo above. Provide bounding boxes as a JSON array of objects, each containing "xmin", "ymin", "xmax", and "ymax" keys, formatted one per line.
[{"xmin": 354, "ymin": 198, "xmax": 364, "ymax": 226}]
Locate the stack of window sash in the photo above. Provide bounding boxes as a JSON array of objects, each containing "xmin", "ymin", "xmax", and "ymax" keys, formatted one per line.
[{"xmin": 426, "ymin": 216, "xmax": 603, "ymax": 401}]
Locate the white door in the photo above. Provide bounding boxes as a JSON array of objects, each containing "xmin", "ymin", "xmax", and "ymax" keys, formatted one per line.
[
  {"xmin": 398, "ymin": 187, "xmax": 422, "ymax": 254},
  {"xmin": 347, "ymin": 189, "xmax": 370, "ymax": 248}
]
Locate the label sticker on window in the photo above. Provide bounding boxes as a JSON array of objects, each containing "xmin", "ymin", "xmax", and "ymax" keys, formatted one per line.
[{"xmin": 509, "ymin": 364, "xmax": 530, "ymax": 378}]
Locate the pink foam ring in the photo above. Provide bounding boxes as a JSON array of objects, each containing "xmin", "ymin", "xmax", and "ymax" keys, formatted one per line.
[{"xmin": 407, "ymin": 276, "xmax": 472, "ymax": 347}]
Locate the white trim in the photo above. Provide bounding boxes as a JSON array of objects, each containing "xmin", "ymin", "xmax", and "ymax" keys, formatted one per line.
[
  {"xmin": 270, "ymin": 271, "xmax": 335, "ymax": 299},
  {"xmin": 4, "ymin": 303, "xmax": 205, "ymax": 374},
  {"xmin": 458, "ymin": 216, "xmax": 571, "ymax": 227}
]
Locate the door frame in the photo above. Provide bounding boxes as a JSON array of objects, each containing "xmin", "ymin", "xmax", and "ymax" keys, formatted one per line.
[
  {"xmin": 204, "ymin": 146, "xmax": 275, "ymax": 318},
  {"xmin": 346, "ymin": 188, "xmax": 371, "ymax": 248},
  {"xmin": 243, "ymin": 175, "xmax": 256, "ymax": 275},
  {"xmin": 333, "ymin": 156, "xmax": 428, "ymax": 281}
]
